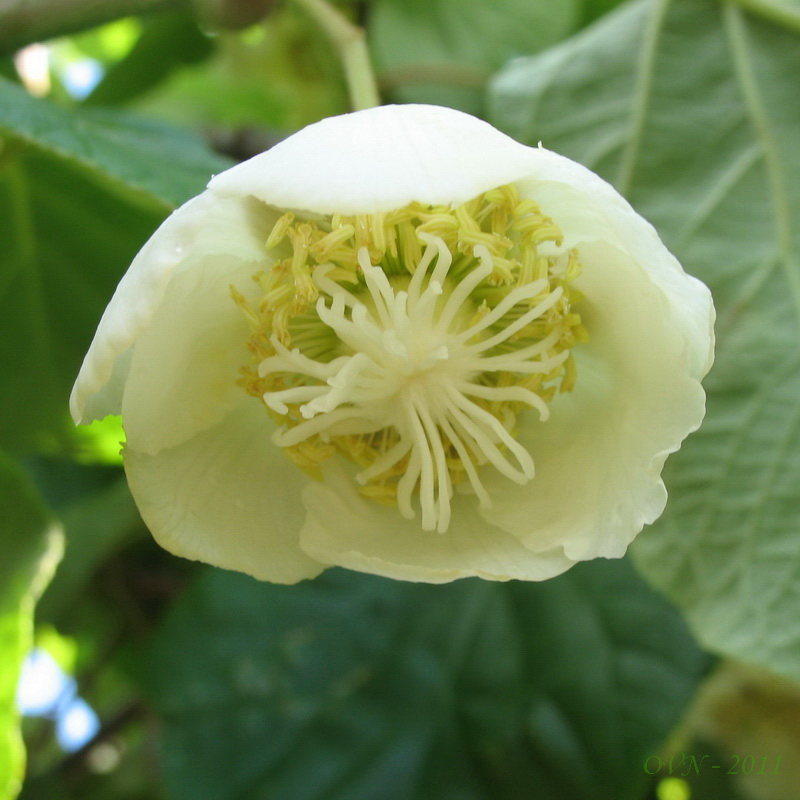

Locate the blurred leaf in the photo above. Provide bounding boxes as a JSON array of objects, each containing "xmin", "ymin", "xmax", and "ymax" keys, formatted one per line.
[
  {"xmin": 0, "ymin": 77, "xmax": 231, "ymax": 451},
  {"xmin": 369, "ymin": 0, "xmax": 580, "ymax": 115},
  {"xmin": 0, "ymin": 452, "xmax": 62, "ymax": 800},
  {"xmin": 61, "ymin": 17, "xmax": 143, "ymax": 63},
  {"xmin": 488, "ymin": 0, "xmax": 800, "ymax": 679},
  {"xmin": 84, "ymin": 12, "xmax": 214, "ymax": 107},
  {"xmin": 148, "ymin": 559, "xmax": 707, "ymax": 800},
  {"xmin": 0, "ymin": 57, "xmax": 16, "ymax": 82},
  {"xmin": 0, "ymin": 77, "xmax": 231, "ymax": 209},
  {"xmin": 69, "ymin": 416, "xmax": 126, "ymax": 466},
  {"xmin": 135, "ymin": 7, "xmax": 348, "ymax": 133},
  {"xmin": 580, "ymin": 0, "xmax": 629, "ymax": 25},
  {"xmin": 37, "ymin": 479, "xmax": 142, "ymax": 625}
]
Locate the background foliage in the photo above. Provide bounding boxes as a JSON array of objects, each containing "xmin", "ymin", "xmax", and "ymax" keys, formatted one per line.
[{"xmin": 1, "ymin": 0, "xmax": 798, "ymax": 798}]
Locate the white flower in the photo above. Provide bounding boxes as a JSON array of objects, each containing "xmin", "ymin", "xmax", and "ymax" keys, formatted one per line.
[{"xmin": 70, "ymin": 104, "xmax": 714, "ymax": 584}]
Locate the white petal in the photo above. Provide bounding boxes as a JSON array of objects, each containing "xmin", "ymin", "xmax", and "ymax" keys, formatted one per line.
[
  {"xmin": 515, "ymin": 158, "xmax": 715, "ymax": 380},
  {"xmin": 70, "ymin": 192, "xmax": 275, "ymax": 424},
  {"xmin": 121, "ymin": 255, "xmax": 260, "ymax": 455},
  {"xmin": 299, "ymin": 462, "xmax": 576, "ymax": 583},
  {"xmin": 483, "ymin": 240, "xmax": 708, "ymax": 561},
  {"xmin": 209, "ymin": 104, "xmax": 540, "ymax": 215},
  {"xmin": 125, "ymin": 401, "xmax": 324, "ymax": 584}
]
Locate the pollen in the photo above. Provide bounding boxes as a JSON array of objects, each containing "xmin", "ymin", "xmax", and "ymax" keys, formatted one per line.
[{"xmin": 232, "ymin": 185, "xmax": 587, "ymax": 532}]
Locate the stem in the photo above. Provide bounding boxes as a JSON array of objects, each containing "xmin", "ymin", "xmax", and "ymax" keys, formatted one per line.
[
  {"xmin": 0, "ymin": 0, "xmax": 183, "ymax": 54},
  {"xmin": 727, "ymin": 0, "xmax": 800, "ymax": 33},
  {"xmin": 292, "ymin": 0, "xmax": 380, "ymax": 111}
]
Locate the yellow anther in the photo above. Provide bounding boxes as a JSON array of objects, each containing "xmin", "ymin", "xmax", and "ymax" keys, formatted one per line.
[
  {"xmin": 311, "ymin": 225, "xmax": 356, "ymax": 261},
  {"xmin": 369, "ymin": 213, "xmax": 389, "ymax": 257},
  {"xmin": 229, "ymin": 285, "xmax": 260, "ymax": 330},
  {"xmin": 265, "ymin": 213, "xmax": 295, "ymax": 250},
  {"xmin": 417, "ymin": 214, "xmax": 460, "ymax": 237},
  {"xmin": 285, "ymin": 439, "xmax": 337, "ymax": 479},
  {"xmin": 486, "ymin": 255, "xmax": 516, "ymax": 285},
  {"xmin": 398, "ymin": 221, "xmax": 423, "ymax": 273},
  {"xmin": 515, "ymin": 198, "xmax": 544, "ymax": 217},
  {"xmin": 484, "ymin": 184, "xmax": 519, "ymax": 207},
  {"xmin": 561, "ymin": 354, "xmax": 578, "ymax": 393},
  {"xmin": 287, "ymin": 225, "xmax": 313, "ymax": 273},
  {"xmin": 358, "ymin": 484, "xmax": 401, "ymax": 507},
  {"xmin": 455, "ymin": 228, "xmax": 499, "ymax": 249},
  {"xmin": 291, "ymin": 272, "xmax": 318, "ymax": 313}
]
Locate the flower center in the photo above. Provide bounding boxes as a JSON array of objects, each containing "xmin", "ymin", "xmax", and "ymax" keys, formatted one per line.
[{"xmin": 232, "ymin": 185, "xmax": 587, "ymax": 532}]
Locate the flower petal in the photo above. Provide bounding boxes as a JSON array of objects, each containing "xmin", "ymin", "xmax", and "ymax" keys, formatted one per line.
[
  {"xmin": 121, "ymin": 255, "xmax": 259, "ymax": 456},
  {"xmin": 125, "ymin": 401, "xmax": 324, "ymax": 584},
  {"xmin": 483, "ymin": 240, "xmax": 708, "ymax": 561},
  {"xmin": 515, "ymin": 161, "xmax": 715, "ymax": 380},
  {"xmin": 70, "ymin": 193, "xmax": 274, "ymax": 424},
  {"xmin": 208, "ymin": 104, "xmax": 540, "ymax": 215},
  {"xmin": 299, "ymin": 462, "xmax": 575, "ymax": 583}
]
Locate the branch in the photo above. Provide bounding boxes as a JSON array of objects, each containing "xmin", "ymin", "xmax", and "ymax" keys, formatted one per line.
[
  {"xmin": 292, "ymin": 0, "xmax": 380, "ymax": 111},
  {"xmin": 0, "ymin": 0, "xmax": 184, "ymax": 53}
]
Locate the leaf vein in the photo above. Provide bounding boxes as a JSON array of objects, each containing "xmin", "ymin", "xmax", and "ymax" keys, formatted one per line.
[{"xmin": 724, "ymin": 3, "xmax": 800, "ymax": 326}]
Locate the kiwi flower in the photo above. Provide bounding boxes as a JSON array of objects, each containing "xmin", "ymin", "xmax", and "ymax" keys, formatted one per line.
[{"xmin": 70, "ymin": 104, "xmax": 714, "ymax": 584}]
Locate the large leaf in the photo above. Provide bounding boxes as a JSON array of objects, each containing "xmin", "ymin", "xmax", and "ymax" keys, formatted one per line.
[
  {"xmin": 0, "ymin": 78, "xmax": 231, "ymax": 451},
  {"xmin": 488, "ymin": 0, "xmax": 800, "ymax": 679},
  {"xmin": 369, "ymin": 0, "xmax": 580, "ymax": 115},
  {"xmin": 147, "ymin": 559, "xmax": 707, "ymax": 800},
  {"xmin": 0, "ymin": 453, "xmax": 62, "ymax": 800},
  {"xmin": 0, "ymin": 77, "xmax": 229, "ymax": 210}
]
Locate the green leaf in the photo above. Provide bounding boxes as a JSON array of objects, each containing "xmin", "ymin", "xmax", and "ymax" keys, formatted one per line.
[
  {"xmin": 36, "ymin": 477, "xmax": 142, "ymax": 625},
  {"xmin": 147, "ymin": 559, "xmax": 707, "ymax": 800},
  {"xmin": 0, "ymin": 453, "xmax": 63, "ymax": 800},
  {"xmin": 369, "ymin": 0, "xmax": 580, "ymax": 115},
  {"xmin": 580, "ymin": 0, "xmax": 630, "ymax": 24},
  {"xmin": 0, "ymin": 77, "xmax": 230, "ymax": 210},
  {"xmin": 488, "ymin": 0, "xmax": 800, "ymax": 679},
  {"xmin": 0, "ymin": 78, "xmax": 232, "ymax": 451},
  {"xmin": 729, "ymin": 0, "xmax": 800, "ymax": 34},
  {"xmin": 84, "ymin": 12, "xmax": 214, "ymax": 108}
]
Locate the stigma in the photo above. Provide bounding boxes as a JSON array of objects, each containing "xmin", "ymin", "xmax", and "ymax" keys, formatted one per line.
[{"xmin": 233, "ymin": 185, "xmax": 587, "ymax": 533}]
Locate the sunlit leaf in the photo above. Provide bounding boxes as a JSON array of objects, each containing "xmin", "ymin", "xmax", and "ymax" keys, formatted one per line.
[
  {"xmin": 0, "ymin": 77, "xmax": 231, "ymax": 451},
  {"xmin": 83, "ymin": 12, "xmax": 213, "ymax": 107},
  {"xmin": 0, "ymin": 453, "xmax": 62, "ymax": 800}
]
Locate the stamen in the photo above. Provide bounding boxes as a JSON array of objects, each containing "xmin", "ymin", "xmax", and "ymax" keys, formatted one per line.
[{"xmin": 232, "ymin": 185, "xmax": 586, "ymax": 532}]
